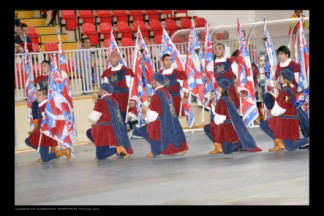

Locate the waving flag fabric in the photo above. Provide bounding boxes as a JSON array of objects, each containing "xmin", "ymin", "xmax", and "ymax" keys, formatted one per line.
[
  {"xmin": 160, "ymin": 28, "xmax": 186, "ymax": 72},
  {"xmin": 106, "ymin": 29, "xmax": 127, "ymax": 68},
  {"xmin": 24, "ymin": 37, "xmax": 36, "ymax": 130},
  {"xmin": 40, "ymin": 33, "xmax": 77, "ymax": 150},
  {"xmin": 130, "ymin": 27, "xmax": 156, "ymax": 125},
  {"xmin": 133, "ymin": 27, "xmax": 155, "ymax": 97},
  {"xmin": 237, "ymin": 18, "xmax": 259, "ymax": 126},
  {"xmin": 263, "ymin": 17, "xmax": 277, "ymax": 93},
  {"xmin": 185, "ymin": 19, "xmax": 204, "ymax": 103},
  {"xmin": 203, "ymin": 20, "xmax": 215, "ymax": 107},
  {"xmin": 298, "ymin": 17, "xmax": 309, "ymax": 91}
]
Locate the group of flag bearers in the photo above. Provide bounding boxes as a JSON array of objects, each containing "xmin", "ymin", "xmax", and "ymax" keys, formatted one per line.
[{"xmin": 23, "ymin": 16, "xmax": 309, "ymax": 162}]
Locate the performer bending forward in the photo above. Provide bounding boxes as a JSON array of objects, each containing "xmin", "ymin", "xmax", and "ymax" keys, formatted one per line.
[{"xmin": 204, "ymin": 77, "xmax": 262, "ymax": 154}]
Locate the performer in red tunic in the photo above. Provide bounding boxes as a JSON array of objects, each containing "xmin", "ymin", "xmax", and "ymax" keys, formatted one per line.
[
  {"xmin": 101, "ymin": 51, "xmax": 134, "ymax": 122},
  {"xmin": 139, "ymin": 73, "xmax": 188, "ymax": 157},
  {"xmin": 260, "ymin": 69, "xmax": 309, "ymax": 151},
  {"xmin": 205, "ymin": 77, "xmax": 262, "ymax": 154},
  {"xmin": 263, "ymin": 46, "xmax": 301, "ymax": 111},
  {"xmin": 206, "ymin": 43, "xmax": 240, "ymax": 108},
  {"xmin": 275, "ymin": 46, "xmax": 300, "ymax": 89},
  {"xmin": 25, "ymin": 88, "xmax": 70, "ymax": 162},
  {"xmin": 34, "ymin": 60, "xmax": 50, "ymax": 90},
  {"xmin": 87, "ymin": 83, "xmax": 133, "ymax": 159},
  {"xmin": 159, "ymin": 53, "xmax": 188, "ymax": 116}
]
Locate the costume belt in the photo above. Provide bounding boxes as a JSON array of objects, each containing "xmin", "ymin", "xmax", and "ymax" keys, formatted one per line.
[
  {"xmin": 169, "ymin": 91, "xmax": 180, "ymax": 97},
  {"xmin": 112, "ymin": 86, "xmax": 129, "ymax": 93},
  {"xmin": 278, "ymin": 115, "xmax": 298, "ymax": 119},
  {"xmin": 223, "ymin": 119, "xmax": 232, "ymax": 123},
  {"xmin": 97, "ymin": 122, "xmax": 112, "ymax": 125}
]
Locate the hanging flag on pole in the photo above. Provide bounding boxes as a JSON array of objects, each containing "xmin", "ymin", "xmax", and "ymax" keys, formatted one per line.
[
  {"xmin": 134, "ymin": 26, "xmax": 155, "ymax": 96},
  {"xmin": 185, "ymin": 18, "xmax": 205, "ymax": 125},
  {"xmin": 129, "ymin": 27, "xmax": 157, "ymax": 125},
  {"xmin": 263, "ymin": 17, "xmax": 277, "ymax": 94},
  {"xmin": 184, "ymin": 18, "xmax": 204, "ymax": 102},
  {"xmin": 24, "ymin": 36, "xmax": 36, "ymax": 130},
  {"xmin": 297, "ymin": 16, "xmax": 309, "ymax": 91},
  {"xmin": 106, "ymin": 29, "xmax": 127, "ymax": 68},
  {"xmin": 203, "ymin": 19, "xmax": 215, "ymax": 107},
  {"xmin": 237, "ymin": 18, "xmax": 259, "ymax": 126}
]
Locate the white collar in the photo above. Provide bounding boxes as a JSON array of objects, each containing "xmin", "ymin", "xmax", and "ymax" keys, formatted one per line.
[
  {"xmin": 162, "ymin": 67, "xmax": 174, "ymax": 75},
  {"xmin": 101, "ymin": 93, "xmax": 111, "ymax": 98},
  {"xmin": 282, "ymin": 84, "xmax": 294, "ymax": 88},
  {"xmin": 111, "ymin": 64, "xmax": 122, "ymax": 71},
  {"xmin": 155, "ymin": 85, "xmax": 164, "ymax": 91},
  {"xmin": 280, "ymin": 58, "xmax": 292, "ymax": 67},
  {"xmin": 38, "ymin": 99, "xmax": 48, "ymax": 107},
  {"xmin": 215, "ymin": 56, "xmax": 226, "ymax": 63}
]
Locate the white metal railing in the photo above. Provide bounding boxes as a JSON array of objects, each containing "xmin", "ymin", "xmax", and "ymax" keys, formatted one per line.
[{"xmin": 14, "ymin": 34, "xmax": 308, "ymax": 101}]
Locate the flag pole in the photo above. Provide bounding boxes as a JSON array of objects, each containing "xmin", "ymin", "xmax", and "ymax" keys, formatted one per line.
[
  {"xmin": 37, "ymin": 133, "xmax": 42, "ymax": 152},
  {"xmin": 125, "ymin": 27, "xmax": 139, "ymax": 123}
]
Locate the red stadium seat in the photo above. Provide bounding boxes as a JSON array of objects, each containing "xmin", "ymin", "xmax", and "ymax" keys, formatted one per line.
[
  {"xmin": 32, "ymin": 43, "xmax": 40, "ymax": 52},
  {"xmin": 45, "ymin": 42, "xmax": 59, "ymax": 52},
  {"xmin": 120, "ymin": 38, "xmax": 135, "ymax": 47},
  {"xmin": 129, "ymin": 10, "xmax": 144, "ymax": 22},
  {"xmin": 172, "ymin": 34, "xmax": 185, "ymax": 43},
  {"xmin": 145, "ymin": 10, "xmax": 160, "ymax": 21},
  {"xmin": 160, "ymin": 10, "xmax": 173, "ymax": 20},
  {"xmin": 164, "ymin": 18, "xmax": 180, "ymax": 37},
  {"xmin": 82, "ymin": 23, "xmax": 99, "ymax": 46},
  {"xmin": 112, "ymin": 10, "xmax": 129, "ymax": 23},
  {"xmin": 79, "ymin": 10, "xmax": 95, "ymax": 24},
  {"xmin": 103, "ymin": 39, "xmax": 110, "ymax": 48},
  {"xmin": 174, "ymin": 10, "xmax": 188, "ymax": 17},
  {"xmin": 149, "ymin": 20, "xmax": 163, "ymax": 37},
  {"xmin": 61, "ymin": 10, "xmax": 78, "ymax": 30},
  {"xmin": 99, "ymin": 22, "xmax": 113, "ymax": 40},
  {"xmin": 27, "ymin": 26, "xmax": 39, "ymax": 45},
  {"xmin": 153, "ymin": 35, "xmax": 162, "ymax": 44},
  {"xmin": 180, "ymin": 18, "xmax": 191, "ymax": 29},
  {"xmin": 195, "ymin": 17, "xmax": 206, "ymax": 28},
  {"xmin": 133, "ymin": 20, "xmax": 149, "ymax": 38},
  {"xmin": 96, "ymin": 10, "xmax": 113, "ymax": 24},
  {"xmin": 116, "ymin": 21, "xmax": 134, "ymax": 39}
]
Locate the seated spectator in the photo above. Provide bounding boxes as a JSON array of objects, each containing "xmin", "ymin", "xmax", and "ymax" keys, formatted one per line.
[{"xmin": 15, "ymin": 23, "xmax": 33, "ymax": 53}]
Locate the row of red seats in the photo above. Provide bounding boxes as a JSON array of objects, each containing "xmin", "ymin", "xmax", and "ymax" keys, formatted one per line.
[
  {"xmin": 81, "ymin": 16, "xmax": 206, "ymax": 47},
  {"xmin": 61, "ymin": 10, "xmax": 189, "ymax": 27},
  {"xmin": 60, "ymin": 10, "xmax": 201, "ymax": 45}
]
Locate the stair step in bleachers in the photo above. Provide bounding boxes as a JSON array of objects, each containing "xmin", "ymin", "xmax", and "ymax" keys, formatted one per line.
[
  {"xmin": 16, "ymin": 10, "xmax": 36, "ymax": 19},
  {"xmin": 20, "ymin": 18, "xmax": 46, "ymax": 27},
  {"xmin": 34, "ymin": 26, "xmax": 58, "ymax": 34},
  {"xmin": 40, "ymin": 33, "xmax": 68, "ymax": 43}
]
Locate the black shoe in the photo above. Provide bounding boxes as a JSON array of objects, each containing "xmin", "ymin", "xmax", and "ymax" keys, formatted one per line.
[
  {"xmin": 238, "ymin": 147, "xmax": 247, "ymax": 152},
  {"xmin": 47, "ymin": 21, "xmax": 54, "ymax": 26}
]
